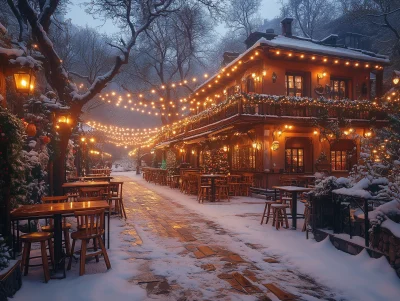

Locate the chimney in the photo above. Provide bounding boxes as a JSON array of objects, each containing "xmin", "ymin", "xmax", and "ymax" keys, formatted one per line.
[{"xmin": 281, "ymin": 17, "xmax": 294, "ymax": 37}]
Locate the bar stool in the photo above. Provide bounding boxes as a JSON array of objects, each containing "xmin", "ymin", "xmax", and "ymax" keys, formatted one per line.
[
  {"xmin": 271, "ymin": 204, "xmax": 290, "ymax": 230},
  {"xmin": 216, "ymin": 181, "xmax": 230, "ymax": 202},
  {"xmin": 260, "ymin": 198, "xmax": 282, "ymax": 224},
  {"xmin": 20, "ymin": 232, "xmax": 54, "ymax": 283},
  {"xmin": 198, "ymin": 185, "xmax": 211, "ymax": 203}
]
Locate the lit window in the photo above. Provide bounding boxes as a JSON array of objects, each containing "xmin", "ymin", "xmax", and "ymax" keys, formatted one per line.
[
  {"xmin": 285, "ymin": 148, "xmax": 304, "ymax": 173},
  {"xmin": 285, "ymin": 74, "xmax": 303, "ymax": 97},
  {"xmin": 330, "ymin": 78, "xmax": 348, "ymax": 100},
  {"xmin": 331, "ymin": 151, "xmax": 348, "ymax": 171}
]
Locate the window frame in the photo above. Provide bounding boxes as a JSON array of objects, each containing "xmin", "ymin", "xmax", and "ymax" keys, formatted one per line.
[
  {"xmin": 330, "ymin": 150, "xmax": 349, "ymax": 171},
  {"xmin": 285, "ymin": 148, "xmax": 304, "ymax": 173},
  {"xmin": 285, "ymin": 73, "xmax": 304, "ymax": 97},
  {"xmin": 330, "ymin": 77, "xmax": 349, "ymax": 100}
]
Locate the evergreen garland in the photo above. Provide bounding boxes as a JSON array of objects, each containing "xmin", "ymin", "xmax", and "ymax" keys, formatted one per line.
[{"xmin": 0, "ymin": 106, "xmax": 27, "ymax": 208}]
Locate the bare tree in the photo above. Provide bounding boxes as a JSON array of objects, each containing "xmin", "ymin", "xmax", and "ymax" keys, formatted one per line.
[
  {"xmin": 122, "ymin": 2, "xmax": 214, "ymax": 124},
  {"xmin": 223, "ymin": 0, "xmax": 262, "ymax": 38},
  {"xmin": 5, "ymin": 0, "xmax": 223, "ymax": 194},
  {"xmin": 280, "ymin": 0, "xmax": 338, "ymax": 39}
]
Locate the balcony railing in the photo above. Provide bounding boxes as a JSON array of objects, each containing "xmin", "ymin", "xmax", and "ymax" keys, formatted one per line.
[{"xmin": 154, "ymin": 93, "xmax": 390, "ymax": 146}]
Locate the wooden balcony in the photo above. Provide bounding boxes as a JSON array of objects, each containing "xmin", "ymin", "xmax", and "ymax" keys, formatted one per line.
[{"xmin": 154, "ymin": 94, "xmax": 389, "ymax": 147}]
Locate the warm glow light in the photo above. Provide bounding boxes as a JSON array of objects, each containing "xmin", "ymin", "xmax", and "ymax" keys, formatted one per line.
[{"xmin": 276, "ymin": 51, "xmax": 280, "ymax": 55}]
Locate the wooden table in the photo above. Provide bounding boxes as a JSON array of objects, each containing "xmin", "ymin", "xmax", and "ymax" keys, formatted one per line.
[
  {"xmin": 201, "ymin": 174, "xmax": 226, "ymax": 202},
  {"xmin": 10, "ymin": 200, "xmax": 110, "ymax": 279},
  {"xmin": 272, "ymin": 186, "xmax": 313, "ymax": 230}
]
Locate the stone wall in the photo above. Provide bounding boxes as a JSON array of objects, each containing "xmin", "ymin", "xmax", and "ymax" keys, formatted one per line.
[{"xmin": 370, "ymin": 227, "xmax": 400, "ymax": 278}]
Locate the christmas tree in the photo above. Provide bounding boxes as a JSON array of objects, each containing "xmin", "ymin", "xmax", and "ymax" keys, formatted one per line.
[{"xmin": 202, "ymin": 147, "xmax": 229, "ymax": 174}]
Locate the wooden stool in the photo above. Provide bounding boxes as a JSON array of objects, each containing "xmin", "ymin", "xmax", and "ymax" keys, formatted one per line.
[
  {"xmin": 260, "ymin": 200, "xmax": 282, "ymax": 224},
  {"xmin": 198, "ymin": 186, "xmax": 211, "ymax": 203},
  {"xmin": 20, "ymin": 232, "xmax": 54, "ymax": 283},
  {"xmin": 271, "ymin": 204, "xmax": 290, "ymax": 230},
  {"xmin": 68, "ymin": 209, "xmax": 111, "ymax": 276},
  {"xmin": 217, "ymin": 184, "xmax": 230, "ymax": 201}
]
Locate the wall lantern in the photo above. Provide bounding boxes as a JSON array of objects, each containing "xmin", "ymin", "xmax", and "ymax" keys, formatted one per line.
[
  {"xmin": 317, "ymin": 71, "xmax": 327, "ymax": 80},
  {"xmin": 392, "ymin": 70, "xmax": 400, "ymax": 86},
  {"xmin": 223, "ymin": 145, "xmax": 229, "ymax": 152},
  {"xmin": 13, "ymin": 69, "xmax": 35, "ymax": 94},
  {"xmin": 271, "ymin": 141, "xmax": 279, "ymax": 151},
  {"xmin": 272, "ymin": 72, "xmax": 277, "ymax": 83},
  {"xmin": 364, "ymin": 130, "xmax": 373, "ymax": 138}
]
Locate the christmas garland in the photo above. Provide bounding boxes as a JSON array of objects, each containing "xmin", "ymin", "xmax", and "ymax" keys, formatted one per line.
[
  {"xmin": 153, "ymin": 92, "xmax": 394, "ymax": 146},
  {"xmin": 0, "ymin": 106, "xmax": 27, "ymax": 208}
]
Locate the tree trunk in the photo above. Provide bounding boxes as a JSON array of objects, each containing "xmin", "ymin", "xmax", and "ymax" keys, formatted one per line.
[{"xmin": 53, "ymin": 130, "xmax": 70, "ymax": 196}]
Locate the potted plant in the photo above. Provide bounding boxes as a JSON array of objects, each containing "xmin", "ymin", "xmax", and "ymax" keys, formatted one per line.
[{"xmin": 0, "ymin": 235, "xmax": 22, "ymax": 300}]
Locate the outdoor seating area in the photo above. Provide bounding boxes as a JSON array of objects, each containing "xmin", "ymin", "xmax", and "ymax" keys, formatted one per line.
[
  {"xmin": 8, "ymin": 173, "xmax": 126, "ymax": 283},
  {"xmin": 142, "ymin": 167, "xmax": 264, "ymax": 203}
]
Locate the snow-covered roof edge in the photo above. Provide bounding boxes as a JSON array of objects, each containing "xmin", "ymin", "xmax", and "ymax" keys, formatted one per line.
[{"xmin": 193, "ymin": 35, "xmax": 390, "ymax": 94}]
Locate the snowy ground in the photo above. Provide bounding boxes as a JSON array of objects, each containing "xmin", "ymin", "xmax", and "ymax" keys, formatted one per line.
[{"xmin": 14, "ymin": 171, "xmax": 400, "ymax": 301}]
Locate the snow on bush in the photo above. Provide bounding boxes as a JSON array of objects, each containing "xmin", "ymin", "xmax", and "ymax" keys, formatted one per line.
[
  {"xmin": 370, "ymin": 200, "xmax": 400, "ymax": 238},
  {"xmin": 0, "ymin": 234, "xmax": 11, "ymax": 271}
]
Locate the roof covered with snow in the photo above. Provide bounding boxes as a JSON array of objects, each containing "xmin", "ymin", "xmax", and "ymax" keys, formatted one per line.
[
  {"xmin": 193, "ymin": 35, "xmax": 389, "ymax": 94},
  {"xmin": 260, "ymin": 35, "xmax": 390, "ymax": 64}
]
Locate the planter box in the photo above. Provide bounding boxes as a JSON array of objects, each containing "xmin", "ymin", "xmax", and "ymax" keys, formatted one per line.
[
  {"xmin": 0, "ymin": 260, "xmax": 22, "ymax": 301},
  {"xmin": 370, "ymin": 227, "xmax": 400, "ymax": 278}
]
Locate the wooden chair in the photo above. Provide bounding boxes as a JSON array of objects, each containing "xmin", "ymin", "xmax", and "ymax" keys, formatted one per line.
[
  {"xmin": 20, "ymin": 232, "xmax": 54, "ymax": 283},
  {"xmin": 227, "ymin": 175, "xmax": 241, "ymax": 196},
  {"xmin": 79, "ymin": 187, "xmax": 104, "ymax": 198},
  {"xmin": 108, "ymin": 182, "xmax": 126, "ymax": 219},
  {"xmin": 240, "ymin": 173, "xmax": 254, "ymax": 196},
  {"xmin": 271, "ymin": 204, "xmax": 290, "ymax": 230},
  {"xmin": 67, "ymin": 209, "xmax": 111, "ymax": 276},
  {"xmin": 41, "ymin": 196, "xmax": 72, "ymax": 256}
]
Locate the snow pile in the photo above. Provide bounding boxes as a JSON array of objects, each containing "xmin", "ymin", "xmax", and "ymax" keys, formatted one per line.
[
  {"xmin": 9, "ymin": 55, "xmax": 41, "ymax": 68},
  {"xmin": 313, "ymin": 176, "xmax": 350, "ymax": 198},
  {"xmin": 370, "ymin": 200, "xmax": 400, "ymax": 238},
  {"xmin": 333, "ymin": 178, "xmax": 373, "ymax": 199}
]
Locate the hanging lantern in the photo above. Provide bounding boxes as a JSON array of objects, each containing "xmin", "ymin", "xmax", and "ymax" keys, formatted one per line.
[
  {"xmin": 26, "ymin": 123, "xmax": 37, "ymax": 137},
  {"xmin": 13, "ymin": 69, "xmax": 35, "ymax": 94},
  {"xmin": 40, "ymin": 135, "xmax": 51, "ymax": 144},
  {"xmin": 271, "ymin": 140, "xmax": 279, "ymax": 151},
  {"xmin": 392, "ymin": 70, "xmax": 400, "ymax": 86}
]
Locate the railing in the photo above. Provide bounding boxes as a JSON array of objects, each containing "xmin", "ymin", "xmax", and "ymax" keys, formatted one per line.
[{"xmin": 154, "ymin": 94, "xmax": 389, "ymax": 146}]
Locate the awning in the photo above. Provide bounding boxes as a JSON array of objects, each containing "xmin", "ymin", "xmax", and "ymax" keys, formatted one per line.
[{"xmin": 208, "ymin": 126, "xmax": 235, "ymax": 137}]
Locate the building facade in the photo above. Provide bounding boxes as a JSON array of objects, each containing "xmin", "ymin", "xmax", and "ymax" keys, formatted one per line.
[{"xmin": 152, "ymin": 18, "xmax": 390, "ymax": 188}]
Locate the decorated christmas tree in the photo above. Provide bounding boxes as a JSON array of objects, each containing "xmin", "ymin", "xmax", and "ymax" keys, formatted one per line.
[
  {"xmin": 202, "ymin": 147, "xmax": 229, "ymax": 174},
  {"xmin": 165, "ymin": 149, "xmax": 177, "ymax": 173}
]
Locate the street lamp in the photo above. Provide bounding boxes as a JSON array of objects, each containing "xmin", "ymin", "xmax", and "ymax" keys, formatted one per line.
[{"xmin": 13, "ymin": 69, "xmax": 35, "ymax": 94}]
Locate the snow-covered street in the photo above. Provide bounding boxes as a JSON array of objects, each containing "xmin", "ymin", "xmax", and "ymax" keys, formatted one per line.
[{"xmin": 13, "ymin": 172, "xmax": 400, "ymax": 301}]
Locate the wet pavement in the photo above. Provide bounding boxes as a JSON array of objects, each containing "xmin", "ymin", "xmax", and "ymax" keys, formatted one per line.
[{"xmin": 117, "ymin": 176, "xmax": 344, "ymax": 301}]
